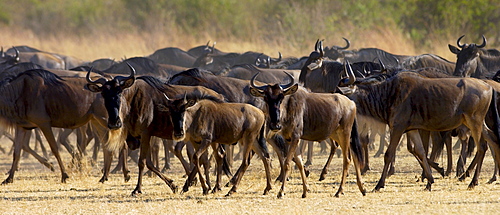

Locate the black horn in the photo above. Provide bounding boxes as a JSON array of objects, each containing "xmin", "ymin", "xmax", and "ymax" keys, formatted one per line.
[
  {"xmin": 343, "ymin": 60, "xmax": 356, "ymax": 85},
  {"xmin": 280, "ymin": 71, "xmax": 295, "ymax": 90},
  {"xmin": 86, "ymin": 67, "xmax": 107, "ymax": 85},
  {"xmin": 250, "ymin": 72, "xmax": 268, "ymax": 91},
  {"xmin": 315, "ymin": 39, "xmax": 320, "ymax": 52},
  {"xmin": 457, "ymin": 35, "xmax": 466, "ymax": 48},
  {"xmin": 319, "ymin": 40, "xmax": 324, "ymax": 57},
  {"xmin": 477, "ymin": 35, "xmax": 486, "ymax": 48},
  {"xmin": 340, "ymin": 37, "xmax": 350, "ymax": 50}
]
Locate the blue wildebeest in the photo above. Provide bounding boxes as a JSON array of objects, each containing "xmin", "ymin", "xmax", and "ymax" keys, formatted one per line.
[
  {"xmin": 249, "ymin": 71, "xmax": 366, "ymax": 198},
  {"xmin": 339, "ymin": 64, "xmax": 500, "ymax": 191},
  {"xmin": 160, "ymin": 92, "xmax": 272, "ymax": 196},
  {"xmin": 147, "ymin": 47, "xmax": 197, "ymax": 68},
  {"xmin": 0, "ymin": 69, "xmax": 114, "ymax": 184},
  {"xmin": 449, "ymin": 35, "xmax": 500, "ymax": 79},
  {"xmin": 86, "ymin": 64, "xmax": 226, "ymax": 195}
]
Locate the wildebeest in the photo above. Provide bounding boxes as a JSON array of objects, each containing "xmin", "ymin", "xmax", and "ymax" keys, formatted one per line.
[
  {"xmin": 147, "ymin": 47, "xmax": 197, "ymax": 68},
  {"xmin": 401, "ymin": 54, "xmax": 455, "ymax": 75},
  {"xmin": 86, "ymin": 64, "xmax": 226, "ymax": 195},
  {"xmin": 219, "ymin": 64, "xmax": 300, "ymax": 84},
  {"xmin": 449, "ymin": 35, "xmax": 500, "ymax": 78},
  {"xmin": 160, "ymin": 93, "xmax": 272, "ymax": 196},
  {"xmin": 103, "ymin": 57, "xmax": 179, "ymax": 78},
  {"xmin": 322, "ymin": 37, "xmax": 351, "ymax": 61},
  {"xmin": 249, "ymin": 71, "xmax": 366, "ymax": 198},
  {"xmin": 187, "ymin": 41, "xmax": 226, "ymax": 58},
  {"xmin": 339, "ymin": 64, "xmax": 500, "ymax": 191},
  {"xmin": 0, "ymin": 69, "xmax": 111, "ymax": 184}
]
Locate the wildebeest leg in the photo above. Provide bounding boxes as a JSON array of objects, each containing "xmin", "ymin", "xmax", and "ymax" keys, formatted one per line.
[
  {"xmin": 183, "ymin": 139, "xmax": 211, "ymax": 195},
  {"xmin": 226, "ymin": 144, "xmax": 235, "ymax": 167},
  {"xmin": 200, "ymin": 149, "xmax": 212, "ymax": 191},
  {"xmin": 456, "ymin": 131, "xmax": 470, "ymax": 178},
  {"xmin": 467, "ymin": 138, "xmax": 488, "ymax": 189},
  {"xmin": 38, "ymin": 125, "xmax": 69, "ymax": 183},
  {"xmin": 408, "ymin": 130, "xmax": 434, "ymax": 190},
  {"xmin": 2, "ymin": 127, "xmax": 31, "ymax": 184},
  {"xmin": 277, "ymin": 137, "xmax": 301, "ymax": 198},
  {"xmin": 132, "ymin": 134, "xmax": 177, "ymax": 196},
  {"xmin": 173, "ymin": 141, "xmax": 192, "ymax": 176},
  {"xmin": 33, "ymin": 129, "xmax": 49, "ymax": 159},
  {"xmin": 21, "ymin": 140, "xmax": 55, "ymax": 171},
  {"xmin": 212, "ymin": 144, "xmax": 224, "ymax": 193},
  {"xmin": 334, "ymin": 133, "xmax": 352, "ymax": 197},
  {"xmin": 374, "ymin": 128, "xmax": 405, "ymax": 192},
  {"xmin": 99, "ymin": 149, "xmax": 113, "ymax": 183},
  {"xmin": 319, "ymin": 139, "xmax": 338, "ymax": 181},
  {"xmin": 304, "ymin": 140, "xmax": 314, "ymax": 167},
  {"xmin": 374, "ymin": 126, "xmax": 388, "ymax": 158},
  {"xmin": 226, "ymin": 143, "xmax": 254, "ymax": 196},
  {"xmin": 161, "ymin": 139, "xmax": 171, "ymax": 172},
  {"xmin": 360, "ymin": 133, "xmax": 370, "ymax": 175}
]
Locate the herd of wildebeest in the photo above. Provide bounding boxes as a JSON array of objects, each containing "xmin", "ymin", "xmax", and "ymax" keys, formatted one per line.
[{"xmin": 1, "ymin": 35, "xmax": 500, "ymax": 199}]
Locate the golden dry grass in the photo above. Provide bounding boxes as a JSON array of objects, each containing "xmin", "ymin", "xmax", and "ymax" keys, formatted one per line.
[{"xmin": 1, "ymin": 134, "xmax": 499, "ymax": 215}]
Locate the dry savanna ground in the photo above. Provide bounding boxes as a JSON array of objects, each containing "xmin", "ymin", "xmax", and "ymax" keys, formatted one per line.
[{"xmin": 0, "ymin": 134, "xmax": 499, "ymax": 215}]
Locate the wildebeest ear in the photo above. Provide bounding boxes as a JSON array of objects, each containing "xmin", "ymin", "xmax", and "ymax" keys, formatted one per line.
[
  {"xmin": 85, "ymin": 83, "xmax": 103, "ymax": 92},
  {"xmin": 284, "ymin": 84, "xmax": 299, "ymax": 96},
  {"xmin": 120, "ymin": 78, "xmax": 135, "ymax": 89},
  {"xmin": 186, "ymin": 99, "xmax": 197, "ymax": 108},
  {"xmin": 249, "ymin": 88, "xmax": 265, "ymax": 97},
  {"xmin": 448, "ymin": 44, "xmax": 461, "ymax": 55}
]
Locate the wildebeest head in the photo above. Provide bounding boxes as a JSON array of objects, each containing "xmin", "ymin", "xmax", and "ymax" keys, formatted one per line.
[
  {"xmin": 86, "ymin": 63, "xmax": 136, "ymax": 130},
  {"xmin": 249, "ymin": 71, "xmax": 298, "ymax": 131},
  {"xmin": 323, "ymin": 37, "xmax": 350, "ymax": 61},
  {"xmin": 449, "ymin": 35, "xmax": 486, "ymax": 77},
  {"xmin": 0, "ymin": 47, "xmax": 20, "ymax": 66},
  {"xmin": 160, "ymin": 93, "xmax": 196, "ymax": 141}
]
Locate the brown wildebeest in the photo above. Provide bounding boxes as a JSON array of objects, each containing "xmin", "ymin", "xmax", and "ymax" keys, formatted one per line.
[
  {"xmin": 249, "ymin": 71, "xmax": 366, "ymax": 198},
  {"xmin": 340, "ymin": 64, "xmax": 500, "ymax": 191},
  {"xmin": 86, "ymin": 64, "xmax": 226, "ymax": 195},
  {"xmin": 160, "ymin": 93, "xmax": 272, "ymax": 196},
  {"xmin": 0, "ymin": 69, "xmax": 115, "ymax": 184}
]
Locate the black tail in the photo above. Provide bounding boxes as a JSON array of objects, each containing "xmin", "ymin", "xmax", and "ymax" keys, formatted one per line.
[
  {"xmin": 490, "ymin": 89, "xmax": 500, "ymax": 149},
  {"xmin": 271, "ymin": 133, "xmax": 287, "ymax": 158},
  {"xmin": 257, "ymin": 124, "xmax": 270, "ymax": 158},
  {"xmin": 220, "ymin": 145, "xmax": 233, "ymax": 177},
  {"xmin": 350, "ymin": 118, "xmax": 366, "ymax": 169}
]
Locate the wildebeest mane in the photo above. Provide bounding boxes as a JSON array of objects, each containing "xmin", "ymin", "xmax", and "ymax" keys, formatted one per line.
[
  {"xmin": 15, "ymin": 69, "xmax": 65, "ymax": 86},
  {"xmin": 139, "ymin": 75, "xmax": 225, "ymax": 103}
]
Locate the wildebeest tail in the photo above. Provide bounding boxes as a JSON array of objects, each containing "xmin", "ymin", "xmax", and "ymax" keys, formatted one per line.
[
  {"xmin": 490, "ymin": 89, "xmax": 500, "ymax": 148},
  {"xmin": 220, "ymin": 145, "xmax": 233, "ymax": 177},
  {"xmin": 258, "ymin": 124, "xmax": 270, "ymax": 158},
  {"xmin": 350, "ymin": 118, "xmax": 366, "ymax": 169}
]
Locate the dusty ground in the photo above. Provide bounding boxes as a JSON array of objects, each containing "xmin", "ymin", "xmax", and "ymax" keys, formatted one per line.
[{"xmin": 0, "ymin": 137, "xmax": 499, "ymax": 215}]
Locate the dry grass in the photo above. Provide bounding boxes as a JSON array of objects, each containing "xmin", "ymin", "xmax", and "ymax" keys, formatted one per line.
[
  {"xmin": 0, "ymin": 27, "xmax": 457, "ymax": 63},
  {"xmin": 1, "ymin": 134, "xmax": 499, "ymax": 215}
]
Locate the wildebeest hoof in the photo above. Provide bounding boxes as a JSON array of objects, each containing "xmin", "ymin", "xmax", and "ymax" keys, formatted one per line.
[
  {"xmin": 212, "ymin": 186, "xmax": 221, "ymax": 193},
  {"xmin": 1, "ymin": 177, "xmax": 13, "ymax": 185},
  {"xmin": 305, "ymin": 169, "xmax": 310, "ymax": 177},
  {"xmin": 124, "ymin": 175, "xmax": 131, "ymax": 182},
  {"xmin": 61, "ymin": 173, "xmax": 69, "ymax": 183},
  {"xmin": 487, "ymin": 176, "xmax": 497, "ymax": 184},
  {"xmin": 99, "ymin": 177, "xmax": 108, "ymax": 183},
  {"xmin": 131, "ymin": 190, "xmax": 142, "ymax": 196}
]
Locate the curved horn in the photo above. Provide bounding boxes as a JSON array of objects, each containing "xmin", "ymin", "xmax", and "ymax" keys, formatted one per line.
[
  {"xmin": 266, "ymin": 56, "xmax": 271, "ymax": 68},
  {"xmin": 377, "ymin": 58, "xmax": 387, "ymax": 72},
  {"xmin": 477, "ymin": 35, "xmax": 487, "ymax": 48},
  {"xmin": 163, "ymin": 93, "xmax": 170, "ymax": 101},
  {"xmin": 1, "ymin": 47, "xmax": 4, "ymax": 57},
  {"xmin": 211, "ymin": 42, "xmax": 216, "ymax": 54},
  {"xmin": 126, "ymin": 62, "xmax": 136, "ymax": 78},
  {"xmin": 250, "ymin": 72, "xmax": 268, "ymax": 91},
  {"xmin": 340, "ymin": 37, "xmax": 350, "ymax": 50},
  {"xmin": 457, "ymin": 35, "xmax": 466, "ymax": 48},
  {"xmin": 13, "ymin": 46, "xmax": 20, "ymax": 62},
  {"xmin": 315, "ymin": 39, "xmax": 320, "ymax": 51},
  {"xmin": 280, "ymin": 71, "xmax": 295, "ymax": 90},
  {"xmin": 86, "ymin": 67, "xmax": 107, "ymax": 85},
  {"xmin": 319, "ymin": 40, "xmax": 324, "ymax": 57},
  {"xmin": 278, "ymin": 52, "xmax": 282, "ymax": 61},
  {"xmin": 344, "ymin": 60, "xmax": 356, "ymax": 85},
  {"xmin": 206, "ymin": 40, "xmax": 210, "ymax": 46}
]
